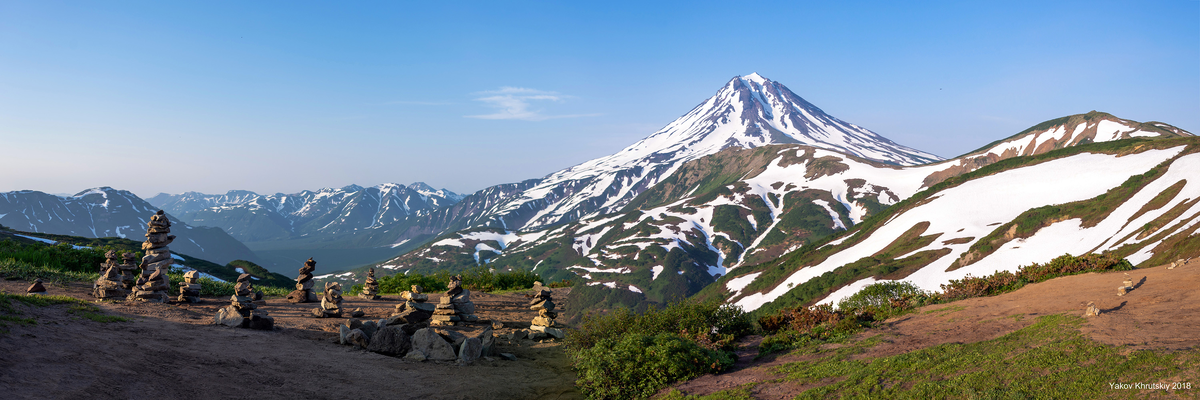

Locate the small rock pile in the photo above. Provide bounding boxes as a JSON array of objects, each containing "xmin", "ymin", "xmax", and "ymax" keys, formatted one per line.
[
  {"xmin": 528, "ymin": 287, "xmax": 564, "ymax": 340},
  {"xmin": 93, "ymin": 250, "xmax": 129, "ymax": 300},
  {"xmin": 177, "ymin": 270, "xmax": 202, "ymax": 303},
  {"xmin": 286, "ymin": 258, "xmax": 319, "ymax": 303},
  {"xmin": 360, "ymin": 268, "xmax": 380, "ymax": 300},
  {"xmin": 1083, "ymin": 301, "xmax": 1100, "ymax": 317},
  {"xmin": 389, "ymin": 285, "xmax": 434, "ymax": 325},
  {"xmin": 214, "ymin": 273, "xmax": 273, "ymax": 330},
  {"xmin": 26, "ymin": 278, "xmax": 46, "ymax": 295},
  {"xmin": 129, "ymin": 263, "xmax": 172, "ymax": 303},
  {"xmin": 1117, "ymin": 273, "xmax": 1134, "ymax": 296},
  {"xmin": 432, "ymin": 275, "xmax": 478, "ymax": 326},
  {"xmin": 129, "ymin": 211, "xmax": 175, "ymax": 303},
  {"xmin": 338, "ymin": 320, "xmax": 495, "ymax": 365},
  {"xmin": 1169, "ymin": 258, "xmax": 1187, "ymax": 270},
  {"xmin": 118, "ymin": 252, "xmax": 139, "ymax": 289},
  {"xmin": 313, "ymin": 281, "xmax": 344, "ymax": 318}
]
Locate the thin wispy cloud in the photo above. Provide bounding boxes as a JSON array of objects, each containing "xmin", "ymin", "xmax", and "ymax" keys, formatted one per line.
[
  {"xmin": 383, "ymin": 100, "xmax": 456, "ymax": 106},
  {"xmin": 466, "ymin": 87, "xmax": 600, "ymax": 121}
]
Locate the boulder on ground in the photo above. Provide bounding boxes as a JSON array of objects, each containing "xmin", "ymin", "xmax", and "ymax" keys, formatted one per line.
[
  {"xmin": 458, "ymin": 337, "xmax": 483, "ymax": 364},
  {"xmin": 411, "ymin": 328, "xmax": 457, "ymax": 361},
  {"xmin": 346, "ymin": 328, "xmax": 370, "ymax": 348},
  {"xmin": 366, "ymin": 326, "xmax": 412, "ymax": 356}
]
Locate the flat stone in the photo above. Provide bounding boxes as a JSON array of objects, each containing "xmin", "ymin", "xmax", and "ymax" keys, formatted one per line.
[
  {"xmin": 213, "ymin": 306, "xmax": 244, "ymax": 328},
  {"xmin": 392, "ymin": 308, "xmax": 433, "ymax": 325},
  {"xmin": 434, "ymin": 328, "xmax": 467, "ymax": 348},
  {"xmin": 531, "ymin": 316, "xmax": 555, "ymax": 327},
  {"xmin": 350, "ymin": 309, "xmax": 365, "ymax": 318},
  {"xmin": 339, "ymin": 324, "xmax": 350, "ymax": 345},
  {"xmin": 543, "ymin": 327, "xmax": 565, "ymax": 339},
  {"xmin": 510, "ymin": 330, "xmax": 528, "ymax": 341},
  {"xmin": 249, "ymin": 315, "xmax": 274, "ymax": 330},
  {"xmin": 458, "ymin": 337, "xmax": 482, "ymax": 364},
  {"xmin": 529, "ymin": 330, "xmax": 549, "ymax": 341},
  {"xmin": 366, "ymin": 326, "xmax": 412, "ymax": 356},
  {"xmin": 411, "ymin": 328, "xmax": 457, "ymax": 361},
  {"xmin": 404, "ymin": 350, "xmax": 427, "ymax": 362},
  {"xmin": 499, "ymin": 353, "xmax": 517, "ymax": 361},
  {"xmin": 409, "ymin": 302, "xmax": 436, "ymax": 312}
]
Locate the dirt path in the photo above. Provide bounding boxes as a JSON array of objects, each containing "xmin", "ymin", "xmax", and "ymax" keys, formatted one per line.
[
  {"xmin": 671, "ymin": 260, "xmax": 1200, "ymax": 398},
  {"xmin": 0, "ymin": 282, "xmax": 581, "ymax": 400}
]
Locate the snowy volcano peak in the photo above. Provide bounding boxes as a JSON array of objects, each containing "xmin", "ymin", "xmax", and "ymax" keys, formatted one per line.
[{"xmin": 460, "ymin": 73, "xmax": 944, "ymax": 231}]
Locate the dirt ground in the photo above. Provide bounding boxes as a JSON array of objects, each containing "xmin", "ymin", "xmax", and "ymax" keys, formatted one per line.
[
  {"xmin": 0, "ymin": 282, "xmax": 581, "ymax": 400},
  {"xmin": 670, "ymin": 259, "xmax": 1200, "ymax": 398}
]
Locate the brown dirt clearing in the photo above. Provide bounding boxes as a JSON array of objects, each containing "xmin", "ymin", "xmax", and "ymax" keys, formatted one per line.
[{"xmin": 0, "ymin": 281, "xmax": 581, "ymax": 400}]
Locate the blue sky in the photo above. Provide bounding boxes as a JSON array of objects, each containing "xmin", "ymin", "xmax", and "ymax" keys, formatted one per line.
[{"xmin": 1, "ymin": 1, "xmax": 1196, "ymax": 197}]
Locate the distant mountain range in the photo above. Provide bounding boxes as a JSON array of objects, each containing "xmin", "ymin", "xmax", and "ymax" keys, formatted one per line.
[{"xmin": 0, "ymin": 187, "xmax": 261, "ymax": 265}]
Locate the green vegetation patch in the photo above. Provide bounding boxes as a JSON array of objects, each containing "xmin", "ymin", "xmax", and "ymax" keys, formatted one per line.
[
  {"xmin": 780, "ymin": 314, "xmax": 1199, "ymax": 399},
  {"xmin": 565, "ymin": 300, "xmax": 753, "ymax": 400}
]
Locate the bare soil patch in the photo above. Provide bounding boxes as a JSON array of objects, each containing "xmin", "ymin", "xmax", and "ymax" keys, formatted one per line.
[
  {"xmin": 671, "ymin": 260, "xmax": 1200, "ymax": 398},
  {"xmin": 0, "ymin": 281, "xmax": 581, "ymax": 400}
]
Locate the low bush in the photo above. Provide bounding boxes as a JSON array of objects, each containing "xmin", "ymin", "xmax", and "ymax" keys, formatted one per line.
[
  {"xmin": 565, "ymin": 300, "xmax": 751, "ymax": 399},
  {"xmin": 941, "ymin": 253, "xmax": 1132, "ymax": 300},
  {"xmin": 572, "ymin": 333, "xmax": 734, "ymax": 400},
  {"xmin": 374, "ymin": 267, "xmax": 542, "ymax": 294}
]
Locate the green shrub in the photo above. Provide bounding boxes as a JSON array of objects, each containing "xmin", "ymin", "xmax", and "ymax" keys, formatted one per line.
[
  {"xmin": 941, "ymin": 253, "xmax": 1132, "ymax": 300},
  {"xmin": 564, "ymin": 300, "xmax": 751, "ymax": 399},
  {"xmin": 571, "ymin": 333, "xmax": 734, "ymax": 400},
  {"xmin": 374, "ymin": 267, "xmax": 542, "ymax": 294},
  {"xmin": 836, "ymin": 281, "xmax": 934, "ymax": 320}
]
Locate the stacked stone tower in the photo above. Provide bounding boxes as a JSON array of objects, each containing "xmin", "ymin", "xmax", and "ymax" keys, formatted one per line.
[
  {"xmin": 177, "ymin": 270, "xmax": 202, "ymax": 303},
  {"xmin": 529, "ymin": 287, "xmax": 564, "ymax": 339},
  {"xmin": 128, "ymin": 210, "xmax": 174, "ymax": 302},
  {"xmin": 213, "ymin": 273, "xmax": 273, "ymax": 330},
  {"xmin": 286, "ymin": 258, "xmax": 319, "ymax": 303},
  {"xmin": 360, "ymin": 268, "xmax": 380, "ymax": 299},
  {"xmin": 93, "ymin": 250, "xmax": 129, "ymax": 300},
  {"xmin": 118, "ymin": 252, "xmax": 139, "ymax": 290},
  {"xmin": 313, "ymin": 281, "xmax": 344, "ymax": 318},
  {"xmin": 432, "ymin": 275, "xmax": 478, "ymax": 326},
  {"xmin": 130, "ymin": 267, "xmax": 171, "ymax": 302}
]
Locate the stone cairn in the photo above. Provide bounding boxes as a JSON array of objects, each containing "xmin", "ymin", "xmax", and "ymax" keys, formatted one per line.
[
  {"xmin": 214, "ymin": 273, "xmax": 273, "ymax": 330},
  {"xmin": 389, "ymin": 285, "xmax": 435, "ymax": 325},
  {"xmin": 1169, "ymin": 258, "xmax": 1187, "ymax": 270},
  {"xmin": 130, "ymin": 267, "xmax": 172, "ymax": 303},
  {"xmin": 1117, "ymin": 273, "xmax": 1134, "ymax": 296},
  {"xmin": 93, "ymin": 250, "xmax": 129, "ymax": 300},
  {"xmin": 432, "ymin": 275, "xmax": 478, "ymax": 326},
  {"xmin": 26, "ymin": 278, "xmax": 47, "ymax": 295},
  {"xmin": 313, "ymin": 282, "xmax": 344, "ymax": 318},
  {"xmin": 286, "ymin": 258, "xmax": 319, "ymax": 303},
  {"xmin": 360, "ymin": 268, "xmax": 380, "ymax": 300},
  {"xmin": 118, "ymin": 252, "xmax": 139, "ymax": 290},
  {"xmin": 1083, "ymin": 301, "xmax": 1100, "ymax": 317},
  {"xmin": 177, "ymin": 270, "xmax": 202, "ymax": 303},
  {"xmin": 128, "ymin": 210, "xmax": 175, "ymax": 303},
  {"xmin": 529, "ymin": 286, "xmax": 564, "ymax": 339}
]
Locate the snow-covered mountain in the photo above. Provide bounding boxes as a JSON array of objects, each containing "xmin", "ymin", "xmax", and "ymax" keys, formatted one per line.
[
  {"xmin": 442, "ymin": 73, "xmax": 942, "ymax": 233},
  {"xmin": 724, "ymin": 136, "xmax": 1200, "ymax": 316},
  {"xmin": 0, "ymin": 187, "xmax": 262, "ymax": 265},
  {"xmin": 149, "ymin": 182, "xmax": 465, "ymax": 243},
  {"xmin": 352, "ymin": 114, "xmax": 1193, "ymax": 314},
  {"xmin": 921, "ymin": 111, "xmax": 1193, "ymax": 187}
]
